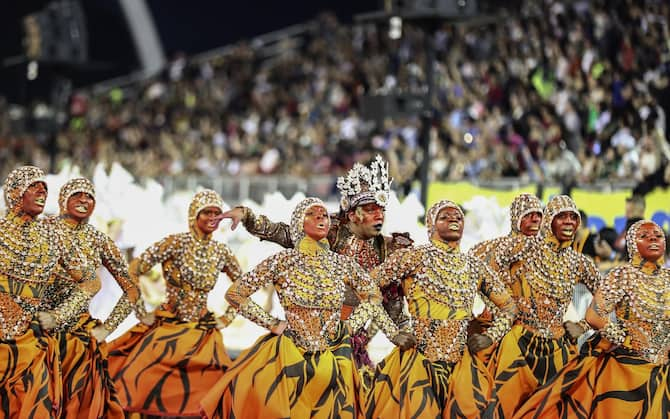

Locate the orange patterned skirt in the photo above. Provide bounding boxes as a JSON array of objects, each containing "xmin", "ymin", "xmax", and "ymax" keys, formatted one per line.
[
  {"xmin": 108, "ymin": 310, "xmax": 232, "ymax": 417},
  {"xmin": 200, "ymin": 323, "xmax": 361, "ymax": 419},
  {"xmin": 365, "ymin": 346, "xmax": 496, "ymax": 419},
  {"xmin": 488, "ymin": 324, "xmax": 578, "ymax": 418},
  {"xmin": 0, "ymin": 320, "xmax": 60, "ymax": 418},
  {"xmin": 514, "ymin": 334, "xmax": 670, "ymax": 419},
  {"xmin": 57, "ymin": 314, "xmax": 124, "ymax": 419}
]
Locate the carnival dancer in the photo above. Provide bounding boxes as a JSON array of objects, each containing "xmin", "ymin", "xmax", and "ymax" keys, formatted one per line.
[
  {"xmin": 486, "ymin": 195, "xmax": 601, "ymax": 417},
  {"xmin": 222, "ymin": 155, "xmax": 412, "ymax": 370},
  {"xmin": 0, "ymin": 166, "xmax": 95, "ymax": 418},
  {"xmin": 469, "ymin": 193, "xmax": 542, "ymax": 331},
  {"xmin": 200, "ymin": 197, "xmax": 416, "ymax": 419},
  {"xmin": 108, "ymin": 189, "xmax": 243, "ymax": 418},
  {"xmin": 366, "ymin": 199, "xmax": 517, "ymax": 418},
  {"xmin": 40, "ymin": 178, "xmax": 147, "ymax": 418},
  {"xmin": 514, "ymin": 219, "xmax": 669, "ymax": 418}
]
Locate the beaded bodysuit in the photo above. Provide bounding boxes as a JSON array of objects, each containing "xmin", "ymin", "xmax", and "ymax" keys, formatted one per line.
[
  {"xmin": 228, "ymin": 198, "xmax": 400, "ymax": 352},
  {"xmin": 0, "ymin": 167, "xmax": 94, "ymax": 339},
  {"xmin": 372, "ymin": 238, "xmax": 516, "ymax": 363},
  {"xmin": 491, "ymin": 195, "xmax": 601, "ymax": 338},
  {"xmin": 130, "ymin": 191, "xmax": 243, "ymax": 323},
  {"xmin": 594, "ymin": 221, "xmax": 670, "ymax": 364}
]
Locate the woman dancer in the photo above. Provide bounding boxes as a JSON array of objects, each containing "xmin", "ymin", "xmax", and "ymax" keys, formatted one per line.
[
  {"xmin": 200, "ymin": 197, "xmax": 415, "ymax": 419},
  {"xmin": 109, "ymin": 189, "xmax": 243, "ymax": 418},
  {"xmin": 366, "ymin": 200, "xmax": 517, "ymax": 418},
  {"xmin": 515, "ymin": 219, "xmax": 669, "ymax": 418}
]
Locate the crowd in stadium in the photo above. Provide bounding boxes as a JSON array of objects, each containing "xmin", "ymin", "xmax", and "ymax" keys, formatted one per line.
[{"xmin": 1, "ymin": 0, "xmax": 669, "ymax": 195}]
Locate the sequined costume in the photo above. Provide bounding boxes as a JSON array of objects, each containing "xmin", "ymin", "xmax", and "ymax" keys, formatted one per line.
[
  {"xmin": 365, "ymin": 200, "xmax": 517, "ymax": 418},
  {"xmin": 469, "ymin": 193, "xmax": 543, "ymax": 331},
  {"xmin": 515, "ymin": 220, "xmax": 670, "ymax": 418},
  {"xmin": 234, "ymin": 156, "xmax": 411, "ymax": 369},
  {"xmin": 43, "ymin": 178, "xmax": 145, "ymax": 418},
  {"xmin": 200, "ymin": 197, "xmax": 403, "ymax": 419},
  {"xmin": 0, "ymin": 166, "xmax": 94, "ymax": 418},
  {"xmin": 108, "ymin": 190, "xmax": 243, "ymax": 417},
  {"xmin": 486, "ymin": 195, "xmax": 601, "ymax": 418}
]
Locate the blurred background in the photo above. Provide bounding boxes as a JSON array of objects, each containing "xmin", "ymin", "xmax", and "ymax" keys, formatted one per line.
[{"xmin": 1, "ymin": 0, "xmax": 669, "ymax": 248}]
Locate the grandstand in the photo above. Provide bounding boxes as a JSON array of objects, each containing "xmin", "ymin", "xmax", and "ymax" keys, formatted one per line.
[{"xmin": 1, "ymin": 0, "xmax": 669, "ymax": 222}]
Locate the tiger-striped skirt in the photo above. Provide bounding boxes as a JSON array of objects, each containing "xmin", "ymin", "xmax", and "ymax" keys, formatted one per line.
[
  {"xmin": 200, "ymin": 323, "xmax": 362, "ymax": 419},
  {"xmin": 0, "ymin": 320, "xmax": 60, "ymax": 419},
  {"xmin": 108, "ymin": 310, "xmax": 232, "ymax": 417},
  {"xmin": 488, "ymin": 324, "xmax": 578, "ymax": 418},
  {"xmin": 514, "ymin": 334, "xmax": 670, "ymax": 419},
  {"xmin": 56, "ymin": 314, "xmax": 124, "ymax": 419},
  {"xmin": 365, "ymin": 346, "xmax": 496, "ymax": 419}
]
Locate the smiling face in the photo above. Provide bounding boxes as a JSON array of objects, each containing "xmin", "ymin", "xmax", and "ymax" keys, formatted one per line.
[
  {"xmin": 21, "ymin": 181, "xmax": 47, "ymax": 217},
  {"xmin": 196, "ymin": 206, "xmax": 223, "ymax": 235},
  {"xmin": 303, "ymin": 205, "xmax": 330, "ymax": 241},
  {"xmin": 434, "ymin": 206, "xmax": 464, "ymax": 242},
  {"xmin": 519, "ymin": 211, "xmax": 542, "ymax": 236},
  {"xmin": 551, "ymin": 210, "xmax": 580, "ymax": 242},
  {"xmin": 66, "ymin": 192, "xmax": 95, "ymax": 222},
  {"xmin": 636, "ymin": 222, "xmax": 666, "ymax": 262}
]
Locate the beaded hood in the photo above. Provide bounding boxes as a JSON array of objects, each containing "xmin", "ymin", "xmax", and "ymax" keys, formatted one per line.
[
  {"xmin": 539, "ymin": 195, "xmax": 580, "ymax": 246},
  {"xmin": 58, "ymin": 178, "xmax": 95, "ymax": 214},
  {"xmin": 627, "ymin": 219, "xmax": 666, "ymax": 269},
  {"xmin": 426, "ymin": 199, "xmax": 463, "ymax": 240},
  {"xmin": 188, "ymin": 189, "xmax": 225, "ymax": 238},
  {"xmin": 3, "ymin": 166, "xmax": 46, "ymax": 211},
  {"xmin": 510, "ymin": 193, "xmax": 542, "ymax": 235},
  {"xmin": 289, "ymin": 197, "xmax": 327, "ymax": 245}
]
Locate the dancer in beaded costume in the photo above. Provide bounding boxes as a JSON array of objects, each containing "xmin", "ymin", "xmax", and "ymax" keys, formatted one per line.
[
  {"xmin": 40, "ymin": 178, "xmax": 148, "ymax": 418},
  {"xmin": 469, "ymin": 193, "xmax": 543, "ymax": 332},
  {"xmin": 366, "ymin": 200, "xmax": 517, "ymax": 418},
  {"xmin": 200, "ymin": 197, "xmax": 415, "ymax": 419},
  {"xmin": 515, "ymin": 220, "xmax": 670, "ymax": 418},
  {"xmin": 485, "ymin": 195, "xmax": 601, "ymax": 417},
  {"xmin": 0, "ymin": 166, "xmax": 95, "ymax": 418},
  {"xmin": 108, "ymin": 189, "xmax": 243, "ymax": 418},
  {"xmin": 222, "ymin": 155, "xmax": 412, "ymax": 370}
]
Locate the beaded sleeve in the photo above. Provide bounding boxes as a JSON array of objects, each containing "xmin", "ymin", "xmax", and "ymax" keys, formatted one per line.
[
  {"xmin": 347, "ymin": 259, "xmax": 400, "ymax": 340},
  {"xmin": 218, "ymin": 244, "xmax": 244, "ymax": 326},
  {"xmin": 51, "ymin": 236, "xmax": 96, "ymax": 325},
  {"xmin": 473, "ymin": 258, "xmax": 517, "ymax": 341},
  {"xmin": 100, "ymin": 233, "xmax": 144, "ymax": 329},
  {"xmin": 489, "ymin": 235, "xmax": 528, "ymax": 287},
  {"xmin": 370, "ymin": 247, "xmax": 420, "ymax": 289},
  {"xmin": 132, "ymin": 235, "xmax": 179, "ymax": 276},
  {"xmin": 239, "ymin": 206, "xmax": 293, "ymax": 249},
  {"xmin": 591, "ymin": 267, "xmax": 627, "ymax": 344},
  {"xmin": 225, "ymin": 255, "xmax": 281, "ymax": 330},
  {"xmin": 578, "ymin": 254, "xmax": 602, "ymax": 293}
]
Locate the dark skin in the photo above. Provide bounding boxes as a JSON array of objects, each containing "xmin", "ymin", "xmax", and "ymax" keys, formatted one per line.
[
  {"xmin": 20, "ymin": 182, "xmax": 47, "ymax": 218},
  {"xmin": 272, "ymin": 205, "xmax": 416, "ymax": 350},
  {"xmin": 519, "ymin": 211, "xmax": 542, "ymax": 236},
  {"xmin": 433, "ymin": 206, "xmax": 493, "ymax": 353},
  {"xmin": 550, "ymin": 210, "xmax": 590, "ymax": 339}
]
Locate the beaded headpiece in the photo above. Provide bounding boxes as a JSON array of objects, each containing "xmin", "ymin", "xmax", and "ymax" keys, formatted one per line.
[
  {"xmin": 426, "ymin": 199, "xmax": 464, "ymax": 239},
  {"xmin": 3, "ymin": 165, "xmax": 46, "ymax": 210},
  {"xmin": 626, "ymin": 219, "xmax": 665, "ymax": 265},
  {"xmin": 188, "ymin": 189, "xmax": 225, "ymax": 235},
  {"xmin": 510, "ymin": 193, "xmax": 543, "ymax": 234},
  {"xmin": 290, "ymin": 197, "xmax": 327, "ymax": 245},
  {"xmin": 59, "ymin": 178, "xmax": 96, "ymax": 214},
  {"xmin": 540, "ymin": 195, "xmax": 580, "ymax": 241},
  {"xmin": 336, "ymin": 155, "xmax": 392, "ymax": 211}
]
